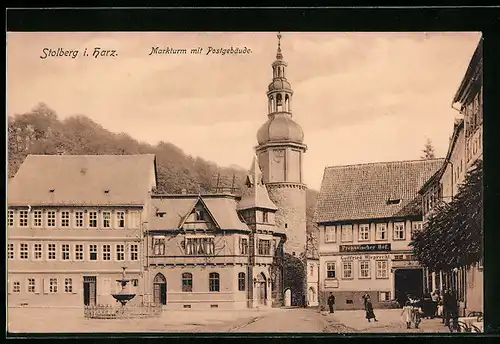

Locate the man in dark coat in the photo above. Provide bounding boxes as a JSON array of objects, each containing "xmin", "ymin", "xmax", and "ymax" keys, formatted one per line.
[
  {"xmin": 327, "ymin": 293, "xmax": 336, "ymax": 313},
  {"xmin": 442, "ymin": 289, "xmax": 451, "ymax": 326}
]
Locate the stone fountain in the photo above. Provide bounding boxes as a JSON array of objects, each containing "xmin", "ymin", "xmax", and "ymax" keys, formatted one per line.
[{"xmin": 112, "ymin": 266, "xmax": 136, "ymax": 310}]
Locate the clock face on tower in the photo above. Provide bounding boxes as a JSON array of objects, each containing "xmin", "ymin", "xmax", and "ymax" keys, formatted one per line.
[{"xmin": 273, "ymin": 149, "xmax": 285, "ymax": 163}]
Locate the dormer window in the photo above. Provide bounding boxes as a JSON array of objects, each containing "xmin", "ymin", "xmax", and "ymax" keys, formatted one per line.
[
  {"xmin": 386, "ymin": 198, "xmax": 401, "ymax": 205},
  {"xmin": 49, "ymin": 189, "xmax": 55, "ymax": 193},
  {"xmin": 156, "ymin": 211, "xmax": 166, "ymax": 218},
  {"xmin": 104, "ymin": 189, "xmax": 110, "ymax": 194}
]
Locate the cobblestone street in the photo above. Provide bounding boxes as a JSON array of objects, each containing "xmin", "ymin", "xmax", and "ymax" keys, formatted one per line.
[{"xmin": 8, "ymin": 306, "xmax": 456, "ymax": 334}]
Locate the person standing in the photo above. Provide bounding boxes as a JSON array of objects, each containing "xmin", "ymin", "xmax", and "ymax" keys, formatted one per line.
[
  {"xmin": 431, "ymin": 290, "xmax": 440, "ymax": 318},
  {"xmin": 327, "ymin": 293, "xmax": 336, "ymax": 314},
  {"xmin": 401, "ymin": 300, "xmax": 413, "ymax": 329},
  {"xmin": 365, "ymin": 296, "xmax": 378, "ymax": 322},
  {"xmin": 442, "ymin": 290, "xmax": 449, "ymax": 325}
]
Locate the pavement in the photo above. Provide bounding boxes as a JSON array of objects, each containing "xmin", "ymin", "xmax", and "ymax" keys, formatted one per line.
[{"xmin": 7, "ymin": 306, "xmax": 455, "ymax": 334}]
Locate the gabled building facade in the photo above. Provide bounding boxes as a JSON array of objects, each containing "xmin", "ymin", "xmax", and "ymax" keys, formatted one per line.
[
  {"xmin": 419, "ymin": 36, "xmax": 483, "ymax": 316},
  {"xmin": 314, "ymin": 159, "xmax": 443, "ymax": 310},
  {"xmin": 7, "ymin": 154, "xmax": 157, "ymax": 307},
  {"xmin": 144, "ymin": 157, "xmax": 285, "ymax": 309}
]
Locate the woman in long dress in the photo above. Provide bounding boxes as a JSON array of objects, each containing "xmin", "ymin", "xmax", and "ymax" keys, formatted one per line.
[
  {"xmin": 401, "ymin": 300, "xmax": 413, "ymax": 329},
  {"xmin": 365, "ymin": 296, "xmax": 378, "ymax": 322}
]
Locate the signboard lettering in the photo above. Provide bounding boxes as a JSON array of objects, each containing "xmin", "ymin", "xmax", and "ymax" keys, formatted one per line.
[
  {"xmin": 324, "ymin": 279, "xmax": 339, "ymax": 288},
  {"xmin": 341, "ymin": 254, "xmax": 390, "ymax": 261},
  {"xmin": 339, "ymin": 243, "xmax": 391, "ymax": 253}
]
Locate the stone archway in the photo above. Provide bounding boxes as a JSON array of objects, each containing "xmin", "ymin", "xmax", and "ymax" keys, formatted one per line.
[
  {"xmin": 153, "ymin": 273, "xmax": 167, "ymax": 305},
  {"xmin": 256, "ymin": 273, "xmax": 268, "ymax": 305}
]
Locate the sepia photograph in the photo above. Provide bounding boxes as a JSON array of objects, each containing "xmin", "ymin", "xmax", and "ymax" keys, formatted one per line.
[{"xmin": 7, "ymin": 30, "xmax": 483, "ymax": 334}]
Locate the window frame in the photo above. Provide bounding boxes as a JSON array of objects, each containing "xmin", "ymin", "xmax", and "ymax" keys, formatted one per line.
[
  {"xmin": 33, "ymin": 210, "xmax": 43, "ymax": 228},
  {"xmin": 342, "ymin": 261, "xmax": 353, "ymax": 280},
  {"xmin": 27, "ymin": 278, "xmax": 36, "ymax": 293},
  {"xmin": 75, "ymin": 244, "xmax": 84, "ymax": 260},
  {"xmin": 116, "ymin": 211, "xmax": 126, "ymax": 228},
  {"xmin": 74, "ymin": 211, "xmax": 84, "ymax": 228},
  {"xmin": 20, "ymin": 243, "xmax": 29, "ymax": 260},
  {"xmin": 182, "ymin": 272, "xmax": 193, "ymax": 292},
  {"xmin": 376, "ymin": 260, "xmax": 389, "ymax": 279},
  {"xmin": 326, "ymin": 262, "xmax": 336, "ymax": 279},
  {"xmin": 209, "ymin": 272, "xmax": 220, "ymax": 292},
  {"xmin": 13, "ymin": 281, "xmax": 21, "ymax": 293},
  {"xmin": 46, "ymin": 210, "xmax": 56, "ymax": 228},
  {"xmin": 130, "ymin": 244, "xmax": 138, "ymax": 261},
  {"xmin": 88, "ymin": 211, "xmax": 98, "ymax": 228},
  {"xmin": 60, "ymin": 211, "xmax": 70, "ymax": 227},
  {"xmin": 89, "ymin": 244, "xmax": 98, "ymax": 261},
  {"xmin": 375, "ymin": 223, "xmax": 387, "ymax": 241},
  {"xmin": 358, "ymin": 224, "xmax": 370, "ymax": 241},
  {"xmin": 19, "ymin": 210, "xmax": 28, "ymax": 227},
  {"xmin": 61, "ymin": 244, "xmax": 71, "ymax": 260},
  {"xmin": 393, "ymin": 222, "xmax": 406, "ymax": 240},
  {"xmin": 359, "ymin": 260, "xmax": 371, "ymax": 279},
  {"xmin": 8, "ymin": 209, "xmax": 14, "ymax": 227},
  {"xmin": 116, "ymin": 244, "xmax": 125, "ymax": 261},
  {"xmin": 8, "ymin": 243, "xmax": 15, "ymax": 260},
  {"xmin": 102, "ymin": 211, "xmax": 111, "ymax": 228},
  {"xmin": 33, "ymin": 243, "xmax": 43, "ymax": 260},
  {"xmin": 102, "ymin": 244, "xmax": 111, "ymax": 261},
  {"xmin": 49, "ymin": 278, "xmax": 58, "ymax": 293},
  {"xmin": 238, "ymin": 272, "xmax": 246, "ymax": 291},
  {"xmin": 325, "ymin": 226, "xmax": 336, "ymax": 243},
  {"xmin": 47, "ymin": 243, "xmax": 57, "ymax": 260},
  {"xmin": 64, "ymin": 278, "xmax": 73, "ymax": 293},
  {"xmin": 258, "ymin": 239, "xmax": 271, "ymax": 255},
  {"xmin": 341, "ymin": 224, "xmax": 353, "ymax": 242}
]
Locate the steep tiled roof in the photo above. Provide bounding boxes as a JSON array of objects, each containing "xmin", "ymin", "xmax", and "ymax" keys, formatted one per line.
[
  {"xmin": 7, "ymin": 154, "xmax": 157, "ymax": 206},
  {"xmin": 149, "ymin": 194, "xmax": 249, "ymax": 232},
  {"xmin": 314, "ymin": 159, "xmax": 444, "ymax": 223},
  {"xmin": 237, "ymin": 155, "xmax": 278, "ymax": 211}
]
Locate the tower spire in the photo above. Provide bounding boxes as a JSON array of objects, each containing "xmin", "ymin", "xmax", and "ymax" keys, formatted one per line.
[{"xmin": 276, "ymin": 31, "xmax": 283, "ymax": 60}]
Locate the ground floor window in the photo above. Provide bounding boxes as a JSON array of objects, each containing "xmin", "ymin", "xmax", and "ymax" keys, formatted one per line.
[
  {"xmin": 379, "ymin": 291, "xmax": 390, "ymax": 301},
  {"xmin": 13, "ymin": 281, "xmax": 20, "ymax": 293},
  {"xmin": 342, "ymin": 261, "xmax": 353, "ymax": 279},
  {"xmin": 238, "ymin": 272, "xmax": 246, "ymax": 291},
  {"xmin": 182, "ymin": 273, "xmax": 193, "ymax": 292},
  {"xmin": 49, "ymin": 278, "xmax": 58, "ymax": 293},
  {"xmin": 359, "ymin": 261, "xmax": 371, "ymax": 278},
  {"xmin": 376, "ymin": 260, "xmax": 388, "ymax": 279},
  {"xmin": 27, "ymin": 278, "xmax": 35, "ymax": 293},
  {"xmin": 326, "ymin": 262, "xmax": 336, "ymax": 278},
  {"xmin": 209, "ymin": 272, "xmax": 220, "ymax": 292},
  {"xmin": 64, "ymin": 278, "xmax": 73, "ymax": 293}
]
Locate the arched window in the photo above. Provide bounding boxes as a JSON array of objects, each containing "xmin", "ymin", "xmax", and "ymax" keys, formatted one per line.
[
  {"xmin": 153, "ymin": 273, "xmax": 166, "ymax": 283},
  {"xmin": 276, "ymin": 94, "xmax": 283, "ymax": 111},
  {"xmin": 238, "ymin": 272, "xmax": 246, "ymax": 291},
  {"xmin": 285, "ymin": 94, "xmax": 290, "ymax": 112},
  {"xmin": 209, "ymin": 272, "xmax": 220, "ymax": 292},
  {"xmin": 182, "ymin": 272, "xmax": 193, "ymax": 292}
]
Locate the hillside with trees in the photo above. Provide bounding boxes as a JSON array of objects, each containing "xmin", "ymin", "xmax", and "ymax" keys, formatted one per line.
[{"xmin": 8, "ymin": 103, "xmax": 319, "ymax": 233}]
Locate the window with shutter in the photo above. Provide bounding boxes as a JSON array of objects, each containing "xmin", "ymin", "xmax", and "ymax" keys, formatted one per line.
[
  {"xmin": 43, "ymin": 278, "xmax": 50, "ymax": 294},
  {"xmin": 35, "ymin": 278, "xmax": 41, "ymax": 294}
]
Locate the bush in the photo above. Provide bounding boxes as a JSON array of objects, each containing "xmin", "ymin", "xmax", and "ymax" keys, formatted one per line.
[{"xmin": 378, "ymin": 300, "xmax": 401, "ymax": 309}]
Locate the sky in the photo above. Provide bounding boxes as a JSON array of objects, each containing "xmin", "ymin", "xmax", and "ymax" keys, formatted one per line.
[{"xmin": 7, "ymin": 32, "xmax": 481, "ymax": 190}]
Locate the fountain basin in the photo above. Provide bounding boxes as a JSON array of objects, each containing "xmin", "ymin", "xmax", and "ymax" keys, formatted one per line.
[{"xmin": 112, "ymin": 293, "xmax": 136, "ymax": 306}]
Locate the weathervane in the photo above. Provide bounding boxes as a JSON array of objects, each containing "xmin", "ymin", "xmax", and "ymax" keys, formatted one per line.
[{"xmin": 276, "ymin": 31, "xmax": 283, "ymax": 60}]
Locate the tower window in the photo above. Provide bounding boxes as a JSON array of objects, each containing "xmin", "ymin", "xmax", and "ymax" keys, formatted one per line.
[{"xmin": 285, "ymin": 223, "xmax": 288, "ymax": 229}]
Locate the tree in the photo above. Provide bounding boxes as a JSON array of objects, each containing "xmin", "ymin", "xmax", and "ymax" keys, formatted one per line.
[
  {"xmin": 421, "ymin": 138, "xmax": 436, "ymax": 159},
  {"xmin": 410, "ymin": 159, "xmax": 483, "ymax": 270}
]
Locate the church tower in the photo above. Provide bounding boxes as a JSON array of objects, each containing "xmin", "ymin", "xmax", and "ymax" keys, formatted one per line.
[{"xmin": 255, "ymin": 33, "xmax": 308, "ymax": 257}]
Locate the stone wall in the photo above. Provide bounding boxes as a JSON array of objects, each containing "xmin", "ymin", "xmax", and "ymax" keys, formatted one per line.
[{"xmin": 267, "ymin": 184, "xmax": 307, "ymax": 256}]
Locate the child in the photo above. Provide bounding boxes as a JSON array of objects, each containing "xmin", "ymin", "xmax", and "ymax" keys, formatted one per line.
[{"xmin": 401, "ymin": 300, "xmax": 413, "ymax": 329}]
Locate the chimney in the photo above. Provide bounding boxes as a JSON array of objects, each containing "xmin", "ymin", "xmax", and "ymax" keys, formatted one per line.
[{"xmin": 181, "ymin": 188, "xmax": 187, "ymax": 195}]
